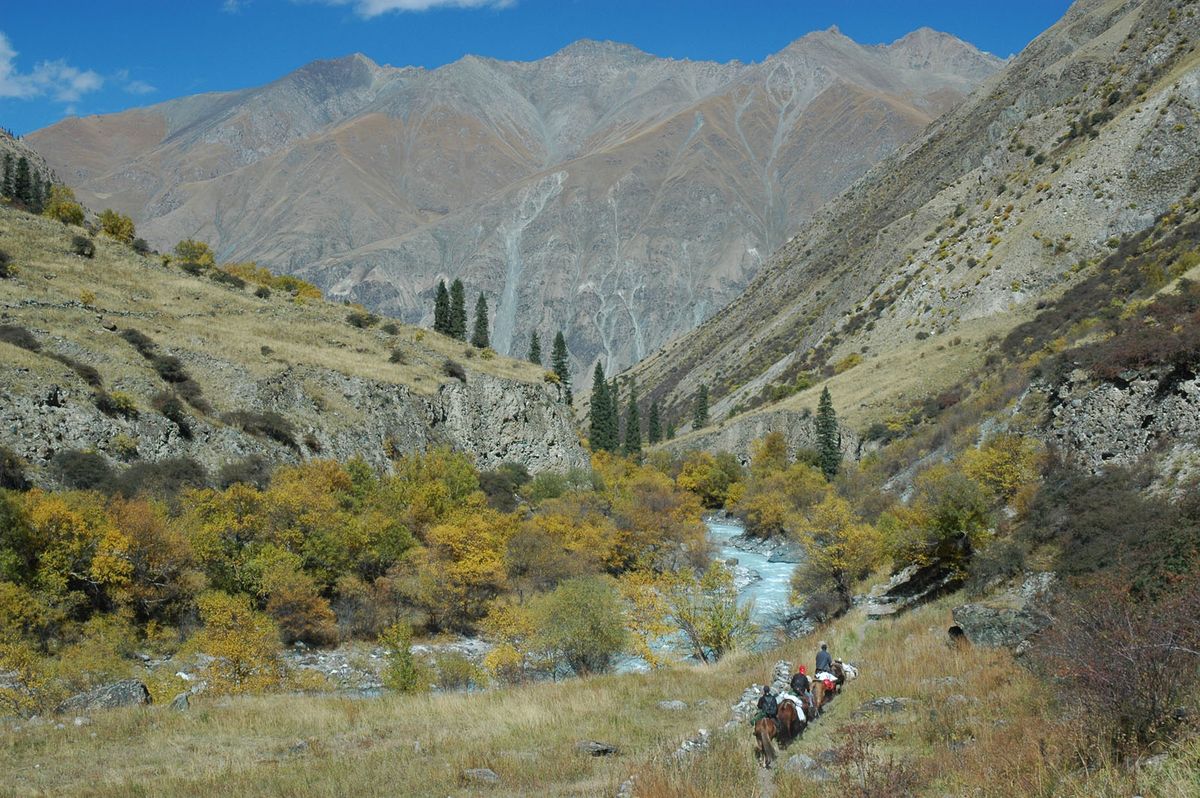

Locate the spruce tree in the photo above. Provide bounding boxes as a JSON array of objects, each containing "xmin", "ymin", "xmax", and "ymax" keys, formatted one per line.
[
  {"xmin": 527, "ymin": 331, "xmax": 542, "ymax": 365},
  {"xmin": 449, "ymin": 279, "xmax": 467, "ymax": 340},
  {"xmin": 1, "ymin": 154, "xmax": 12, "ymax": 198},
  {"xmin": 647, "ymin": 399, "xmax": 662, "ymax": 444},
  {"xmin": 471, "ymin": 293, "xmax": 490, "ymax": 348},
  {"xmin": 551, "ymin": 331, "xmax": 571, "ymax": 405},
  {"xmin": 816, "ymin": 386, "xmax": 841, "ymax": 479},
  {"xmin": 433, "ymin": 280, "xmax": 450, "ymax": 334},
  {"xmin": 623, "ymin": 380, "xmax": 642, "ymax": 456},
  {"xmin": 610, "ymin": 376, "xmax": 621, "ymax": 443},
  {"xmin": 13, "ymin": 157, "xmax": 32, "ymax": 208},
  {"xmin": 589, "ymin": 362, "xmax": 614, "ymax": 451},
  {"xmin": 666, "ymin": 420, "xmax": 676, "ymax": 440},
  {"xmin": 693, "ymin": 384, "xmax": 709, "ymax": 429}
]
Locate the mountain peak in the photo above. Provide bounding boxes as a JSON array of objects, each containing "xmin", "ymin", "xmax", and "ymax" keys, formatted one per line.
[{"xmin": 551, "ymin": 38, "xmax": 653, "ymax": 62}]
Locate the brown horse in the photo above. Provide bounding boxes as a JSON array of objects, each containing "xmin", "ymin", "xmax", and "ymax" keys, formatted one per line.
[
  {"xmin": 753, "ymin": 717, "xmax": 777, "ymax": 768},
  {"xmin": 810, "ymin": 680, "xmax": 829, "ymax": 717},
  {"xmin": 776, "ymin": 699, "xmax": 805, "ymax": 746}
]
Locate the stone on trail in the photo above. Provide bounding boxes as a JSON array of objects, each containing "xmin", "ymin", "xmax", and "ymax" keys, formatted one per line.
[
  {"xmin": 576, "ymin": 740, "xmax": 620, "ymax": 756},
  {"xmin": 55, "ymin": 680, "xmax": 152, "ymax": 715},
  {"xmin": 852, "ymin": 697, "xmax": 913, "ymax": 717},
  {"xmin": 657, "ymin": 699, "xmax": 688, "ymax": 711},
  {"xmin": 783, "ymin": 753, "xmax": 832, "ymax": 781}
]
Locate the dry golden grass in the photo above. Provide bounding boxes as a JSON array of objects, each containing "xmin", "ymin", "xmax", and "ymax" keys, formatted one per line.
[{"xmin": 0, "ymin": 207, "xmax": 545, "ymax": 404}]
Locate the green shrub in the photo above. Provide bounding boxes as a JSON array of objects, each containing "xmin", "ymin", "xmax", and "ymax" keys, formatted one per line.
[
  {"xmin": 379, "ymin": 622, "xmax": 429, "ymax": 693},
  {"xmin": 94, "ymin": 390, "xmax": 139, "ymax": 419},
  {"xmin": 50, "ymin": 450, "xmax": 114, "ymax": 491},
  {"xmin": 388, "ymin": 348, "xmax": 405, "ymax": 364},
  {"xmin": 110, "ymin": 457, "xmax": 209, "ymax": 500},
  {"xmin": 381, "ymin": 322, "xmax": 399, "ymax": 335},
  {"xmin": 0, "ymin": 445, "xmax": 30, "ymax": 491},
  {"xmin": 216, "ymin": 455, "xmax": 274, "ymax": 490},
  {"xmin": 71, "ymin": 235, "xmax": 95, "ymax": 259},
  {"xmin": 179, "ymin": 262, "xmax": 204, "ymax": 276},
  {"xmin": 442, "ymin": 359, "xmax": 466, "ymax": 382},
  {"xmin": 346, "ymin": 310, "xmax": 379, "ymax": 329},
  {"xmin": 222, "ymin": 410, "xmax": 297, "ymax": 449},
  {"xmin": 211, "ymin": 270, "xmax": 246, "ymax": 289},
  {"xmin": 152, "ymin": 392, "xmax": 193, "ymax": 440},
  {"xmin": 132, "ymin": 238, "xmax": 151, "ymax": 256},
  {"xmin": 0, "ymin": 324, "xmax": 40, "ymax": 351},
  {"xmin": 0, "ymin": 249, "xmax": 13, "ymax": 279},
  {"xmin": 254, "ymin": 286, "xmax": 271, "ymax": 299}
]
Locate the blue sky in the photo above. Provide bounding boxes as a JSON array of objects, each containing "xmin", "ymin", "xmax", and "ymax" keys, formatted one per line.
[{"xmin": 1, "ymin": 0, "xmax": 1071, "ymax": 135}]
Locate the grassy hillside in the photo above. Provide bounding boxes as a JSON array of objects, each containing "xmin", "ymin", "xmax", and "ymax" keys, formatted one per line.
[
  {"xmin": 0, "ymin": 207, "xmax": 544, "ymax": 396},
  {"xmin": 4, "ymin": 594, "xmax": 1196, "ymax": 797}
]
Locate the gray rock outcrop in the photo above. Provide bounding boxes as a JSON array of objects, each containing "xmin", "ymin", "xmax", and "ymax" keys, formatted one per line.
[
  {"xmin": 952, "ymin": 572, "xmax": 1057, "ymax": 650},
  {"xmin": 55, "ymin": 680, "xmax": 151, "ymax": 715},
  {"xmin": 660, "ymin": 408, "xmax": 860, "ymax": 465}
]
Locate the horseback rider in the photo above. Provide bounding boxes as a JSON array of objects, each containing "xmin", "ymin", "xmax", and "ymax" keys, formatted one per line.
[
  {"xmin": 815, "ymin": 641, "xmax": 833, "ymax": 674},
  {"xmin": 790, "ymin": 665, "xmax": 810, "ymax": 695},
  {"xmin": 753, "ymin": 685, "xmax": 778, "ymax": 725}
]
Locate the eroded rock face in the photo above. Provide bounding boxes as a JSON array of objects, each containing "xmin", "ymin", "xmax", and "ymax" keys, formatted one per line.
[
  {"xmin": 1044, "ymin": 368, "xmax": 1200, "ymax": 472},
  {"xmin": 0, "ymin": 362, "xmax": 586, "ymax": 487}
]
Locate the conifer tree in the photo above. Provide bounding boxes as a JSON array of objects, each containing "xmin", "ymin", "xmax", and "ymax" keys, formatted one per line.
[
  {"xmin": 693, "ymin": 384, "xmax": 709, "ymax": 429},
  {"xmin": 13, "ymin": 157, "xmax": 32, "ymax": 208},
  {"xmin": 471, "ymin": 293, "xmax": 490, "ymax": 348},
  {"xmin": 589, "ymin": 362, "xmax": 615, "ymax": 451},
  {"xmin": 551, "ymin": 331, "xmax": 571, "ymax": 405},
  {"xmin": 647, "ymin": 399, "xmax": 662, "ymax": 444},
  {"xmin": 623, "ymin": 380, "xmax": 642, "ymax": 456},
  {"xmin": 449, "ymin": 279, "xmax": 467, "ymax": 340},
  {"xmin": 527, "ymin": 331, "xmax": 542, "ymax": 365},
  {"xmin": 433, "ymin": 280, "xmax": 450, "ymax": 334},
  {"xmin": 1, "ymin": 154, "xmax": 12, "ymax": 198},
  {"xmin": 816, "ymin": 386, "xmax": 841, "ymax": 479},
  {"xmin": 610, "ymin": 376, "xmax": 621, "ymax": 442},
  {"xmin": 666, "ymin": 420, "xmax": 676, "ymax": 440}
]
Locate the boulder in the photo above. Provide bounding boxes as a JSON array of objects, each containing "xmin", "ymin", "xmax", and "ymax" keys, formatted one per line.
[
  {"xmin": 863, "ymin": 542, "xmax": 967, "ymax": 619},
  {"xmin": 767, "ymin": 543, "xmax": 803, "ymax": 564},
  {"xmin": 55, "ymin": 680, "xmax": 151, "ymax": 715},
  {"xmin": 852, "ymin": 697, "xmax": 913, "ymax": 717},
  {"xmin": 657, "ymin": 700, "xmax": 688, "ymax": 711},
  {"xmin": 576, "ymin": 740, "xmax": 620, "ymax": 757},
  {"xmin": 952, "ymin": 572, "xmax": 1056, "ymax": 649},
  {"xmin": 462, "ymin": 768, "xmax": 500, "ymax": 784},
  {"xmin": 782, "ymin": 753, "xmax": 832, "ymax": 781},
  {"xmin": 169, "ymin": 692, "xmax": 190, "ymax": 712}
]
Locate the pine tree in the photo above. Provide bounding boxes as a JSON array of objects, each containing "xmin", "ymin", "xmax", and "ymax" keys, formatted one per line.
[
  {"xmin": 623, "ymin": 380, "xmax": 642, "ymax": 456},
  {"xmin": 610, "ymin": 376, "xmax": 621, "ymax": 442},
  {"xmin": 13, "ymin": 157, "xmax": 32, "ymax": 208},
  {"xmin": 1, "ymin": 154, "xmax": 13, "ymax": 198},
  {"xmin": 589, "ymin": 362, "xmax": 614, "ymax": 451},
  {"xmin": 527, "ymin": 331, "xmax": 542, "ymax": 365},
  {"xmin": 471, "ymin": 293, "xmax": 490, "ymax": 348},
  {"xmin": 816, "ymin": 386, "xmax": 841, "ymax": 479},
  {"xmin": 551, "ymin": 331, "xmax": 571, "ymax": 405},
  {"xmin": 449, "ymin": 279, "xmax": 467, "ymax": 340},
  {"xmin": 433, "ymin": 280, "xmax": 450, "ymax": 334},
  {"xmin": 693, "ymin": 384, "xmax": 709, "ymax": 429},
  {"xmin": 647, "ymin": 399, "xmax": 662, "ymax": 444},
  {"xmin": 666, "ymin": 420, "xmax": 676, "ymax": 440}
]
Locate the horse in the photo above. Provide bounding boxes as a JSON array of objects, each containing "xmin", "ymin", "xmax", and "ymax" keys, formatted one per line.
[
  {"xmin": 832, "ymin": 660, "xmax": 858, "ymax": 685},
  {"xmin": 810, "ymin": 679, "xmax": 830, "ymax": 716},
  {"xmin": 775, "ymin": 699, "xmax": 806, "ymax": 746},
  {"xmin": 753, "ymin": 717, "xmax": 777, "ymax": 768}
]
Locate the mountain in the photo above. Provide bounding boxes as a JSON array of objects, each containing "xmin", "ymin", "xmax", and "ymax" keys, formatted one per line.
[
  {"xmin": 27, "ymin": 30, "xmax": 1002, "ymax": 384},
  {"xmin": 626, "ymin": 0, "xmax": 1200, "ymax": 438},
  {"xmin": 0, "ymin": 207, "xmax": 585, "ymax": 486}
]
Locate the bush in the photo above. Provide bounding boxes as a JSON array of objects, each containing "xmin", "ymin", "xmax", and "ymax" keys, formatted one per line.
[
  {"xmin": 0, "ymin": 445, "xmax": 30, "ymax": 490},
  {"xmin": 479, "ymin": 462, "xmax": 531, "ymax": 512},
  {"xmin": 433, "ymin": 651, "xmax": 483, "ymax": 691},
  {"xmin": 222, "ymin": 410, "xmax": 298, "ymax": 449},
  {"xmin": 346, "ymin": 310, "xmax": 379, "ymax": 329},
  {"xmin": 132, "ymin": 238, "xmax": 151, "ymax": 256},
  {"xmin": 216, "ymin": 455, "xmax": 273, "ymax": 490},
  {"xmin": 211, "ymin": 270, "xmax": 245, "ymax": 289},
  {"xmin": 119, "ymin": 328, "xmax": 156, "ymax": 357},
  {"xmin": 388, "ymin": 348, "xmax": 405, "ymax": 364},
  {"xmin": 98, "ymin": 209, "xmax": 135, "ymax": 244},
  {"xmin": 0, "ymin": 249, "xmax": 13, "ymax": 279},
  {"xmin": 179, "ymin": 261, "xmax": 204, "ymax": 276},
  {"xmin": 93, "ymin": 390, "xmax": 139, "ymax": 419},
  {"xmin": 442, "ymin": 359, "xmax": 466, "ymax": 382},
  {"xmin": 379, "ymin": 622, "xmax": 429, "ymax": 693},
  {"xmin": 254, "ymin": 286, "xmax": 271, "ymax": 299},
  {"xmin": 0, "ymin": 324, "xmax": 40, "ymax": 352},
  {"xmin": 965, "ymin": 538, "xmax": 1026, "ymax": 595},
  {"xmin": 381, "ymin": 322, "xmax": 399, "ymax": 335},
  {"xmin": 71, "ymin": 235, "xmax": 95, "ymax": 258},
  {"xmin": 50, "ymin": 450, "xmax": 114, "ymax": 491},
  {"xmin": 152, "ymin": 392, "xmax": 193, "ymax": 439},
  {"xmin": 110, "ymin": 457, "xmax": 209, "ymax": 500}
]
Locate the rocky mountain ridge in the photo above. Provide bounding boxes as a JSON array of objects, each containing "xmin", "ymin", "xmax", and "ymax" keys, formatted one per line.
[
  {"xmin": 626, "ymin": 0, "xmax": 1200, "ymax": 436},
  {"xmin": 27, "ymin": 29, "xmax": 1002, "ymax": 385}
]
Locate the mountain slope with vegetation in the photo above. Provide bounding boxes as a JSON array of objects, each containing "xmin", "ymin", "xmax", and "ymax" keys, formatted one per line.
[
  {"xmin": 0, "ymin": 206, "xmax": 585, "ymax": 485},
  {"xmin": 627, "ymin": 0, "xmax": 1200, "ymax": 437},
  {"xmin": 27, "ymin": 31, "xmax": 1001, "ymax": 383}
]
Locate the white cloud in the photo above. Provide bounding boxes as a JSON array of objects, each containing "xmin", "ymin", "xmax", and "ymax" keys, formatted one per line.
[
  {"xmin": 222, "ymin": 0, "xmax": 248, "ymax": 13},
  {"xmin": 124, "ymin": 79, "xmax": 157, "ymax": 95},
  {"xmin": 0, "ymin": 31, "xmax": 104, "ymax": 103},
  {"xmin": 309, "ymin": 0, "xmax": 514, "ymax": 18}
]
